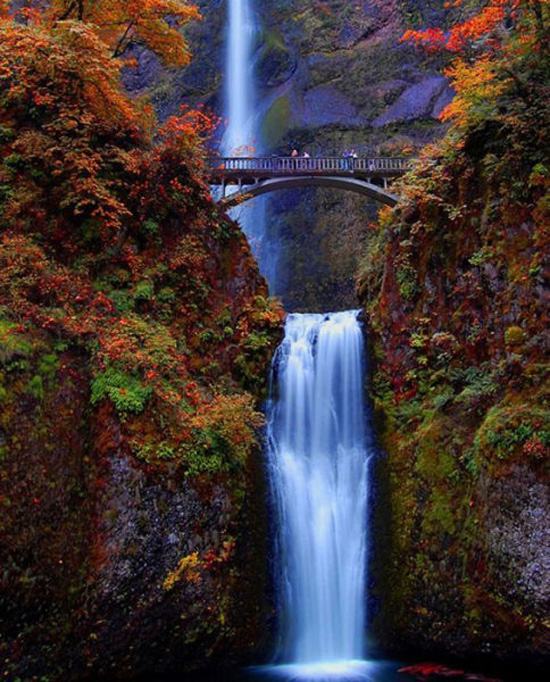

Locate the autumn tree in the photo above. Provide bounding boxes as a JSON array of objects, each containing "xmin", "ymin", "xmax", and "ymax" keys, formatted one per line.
[
  {"xmin": 403, "ymin": 1, "xmax": 549, "ymax": 129},
  {"xmin": 0, "ymin": 21, "xmax": 150, "ymax": 251},
  {"xmin": 29, "ymin": 0, "xmax": 201, "ymax": 67}
]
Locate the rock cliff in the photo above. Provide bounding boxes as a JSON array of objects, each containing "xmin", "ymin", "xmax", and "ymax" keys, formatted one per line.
[{"xmin": 358, "ymin": 72, "xmax": 549, "ymax": 668}]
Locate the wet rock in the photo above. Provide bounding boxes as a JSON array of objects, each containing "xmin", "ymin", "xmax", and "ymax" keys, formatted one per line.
[
  {"xmin": 302, "ymin": 84, "xmax": 363, "ymax": 127},
  {"xmin": 372, "ymin": 76, "xmax": 450, "ymax": 127}
]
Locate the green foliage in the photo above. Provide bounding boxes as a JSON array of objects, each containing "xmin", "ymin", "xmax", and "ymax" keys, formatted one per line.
[
  {"xmin": 432, "ymin": 388, "xmax": 454, "ymax": 411},
  {"xmin": 134, "ymin": 280, "xmax": 155, "ymax": 302},
  {"xmin": 473, "ymin": 404, "xmax": 549, "ymax": 463},
  {"xmin": 396, "ymin": 264, "xmax": 418, "ymax": 300},
  {"xmin": 38, "ymin": 353, "xmax": 59, "ymax": 381},
  {"xmin": 108, "ymin": 289, "xmax": 134, "ymax": 314},
  {"xmin": 468, "ymin": 246, "xmax": 494, "ymax": 266},
  {"xmin": 454, "ymin": 365, "xmax": 499, "ymax": 410},
  {"xmin": 410, "ymin": 332, "xmax": 428, "ymax": 349},
  {"xmin": 26, "ymin": 375, "xmax": 44, "ymax": 400},
  {"xmin": 0, "ymin": 319, "xmax": 33, "ymax": 364},
  {"xmin": 90, "ymin": 367, "xmax": 153, "ymax": 417},
  {"xmin": 183, "ymin": 436, "xmax": 230, "ymax": 478},
  {"xmin": 142, "ymin": 219, "xmax": 160, "ymax": 236}
]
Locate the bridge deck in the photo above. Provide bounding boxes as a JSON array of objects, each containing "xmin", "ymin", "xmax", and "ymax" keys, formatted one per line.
[{"xmin": 208, "ymin": 156, "xmax": 410, "ymax": 185}]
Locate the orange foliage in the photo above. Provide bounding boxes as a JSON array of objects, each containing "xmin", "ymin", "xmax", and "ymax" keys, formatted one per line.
[
  {"xmin": 402, "ymin": 1, "xmax": 521, "ymax": 54},
  {"xmin": 402, "ymin": 1, "xmax": 548, "ymax": 127},
  {"xmin": 439, "ymin": 57, "xmax": 509, "ymax": 125},
  {"xmin": 5, "ymin": 0, "xmax": 201, "ymax": 67},
  {"xmin": 0, "ymin": 22, "xmax": 150, "ymax": 246},
  {"xmin": 49, "ymin": 0, "xmax": 200, "ymax": 66}
]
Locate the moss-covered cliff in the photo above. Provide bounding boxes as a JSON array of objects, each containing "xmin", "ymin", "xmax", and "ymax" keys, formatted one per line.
[
  {"xmin": 0, "ymin": 21, "xmax": 282, "ymax": 680},
  {"xmin": 358, "ymin": 7, "xmax": 549, "ymax": 665}
]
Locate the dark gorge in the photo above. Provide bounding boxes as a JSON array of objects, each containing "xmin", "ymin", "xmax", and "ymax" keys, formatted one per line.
[{"xmin": 0, "ymin": 1, "xmax": 548, "ymax": 681}]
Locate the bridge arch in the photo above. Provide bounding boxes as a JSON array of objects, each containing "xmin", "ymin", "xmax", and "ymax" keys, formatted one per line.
[{"xmin": 219, "ymin": 176, "xmax": 399, "ymax": 209}]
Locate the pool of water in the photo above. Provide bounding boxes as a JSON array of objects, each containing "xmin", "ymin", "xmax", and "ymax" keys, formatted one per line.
[
  {"xmin": 247, "ymin": 658, "xmax": 406, "ymax": 681},
  {"xmin": 136, "ymin": 656, "xmax": 538, "ymax": 682}
]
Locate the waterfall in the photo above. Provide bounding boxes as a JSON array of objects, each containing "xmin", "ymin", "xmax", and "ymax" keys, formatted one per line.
[
  {"xmin": 264, "ymin": 311, "xmax": 372, "ymax": 680},
  {"xmin": 222, "ymin": 0, "xmax": 277, "ymax": 290},
  {"xmin": 224, "ymin": 0, "xmax": 255, "ymax": 155},
  {"xmin": 223, "ymin": 7, "xmax": 373, "ymax": 680}
]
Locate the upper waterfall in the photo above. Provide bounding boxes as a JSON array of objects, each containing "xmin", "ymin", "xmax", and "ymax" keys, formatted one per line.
[
  {"xmin": 222, "ymin": 0, "xmax": 279, "ymax": 290},
  {"xmin": 223, "ymin": 0, "xmax": 256, "ymax": 156}
]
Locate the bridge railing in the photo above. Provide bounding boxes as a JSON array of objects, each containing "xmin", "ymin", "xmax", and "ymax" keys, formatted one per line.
[{"xmin": 208, "ymin": 157, "xmax": 411, "ymax": 174}]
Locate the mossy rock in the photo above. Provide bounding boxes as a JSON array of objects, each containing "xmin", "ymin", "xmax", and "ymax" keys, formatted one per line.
[
  {"xmin": 256, "ymin": 29, "xmax": 296, "ymax": 88},
  {"xmin": 262, "ymin": 94, "xmax": 291, "ymax": 149}
]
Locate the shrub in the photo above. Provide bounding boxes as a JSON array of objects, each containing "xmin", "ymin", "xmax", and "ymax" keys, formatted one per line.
[{"xmin": 90, "ymin": 367, "xmax": 152, "ymax": 417}]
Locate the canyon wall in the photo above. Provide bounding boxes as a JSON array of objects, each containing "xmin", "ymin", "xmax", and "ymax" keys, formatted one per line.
[{"xmin": 358, "ymin": 91, "xmax": 549, "ymax": 668}]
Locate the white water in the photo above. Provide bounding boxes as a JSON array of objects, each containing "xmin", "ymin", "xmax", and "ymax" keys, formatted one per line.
[
  {"xmin": 223, "ymin": 7, "xmax": 372, "ymax": 677},
  {"xmin": 222, "ymin": 0, "xmax": 278, "ymax": 290},
  {"xmin": 224, "ymin": 0, "xmax": 256, "ymax": 156},
  {"xmin": 266, "ymin": 311, "xmax": 371, "ymax": 677}
]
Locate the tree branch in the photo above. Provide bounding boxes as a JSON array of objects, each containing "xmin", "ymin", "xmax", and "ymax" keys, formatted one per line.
[
  {"xmin": 112, "ymin": 21, "xmax": 135, "ymax": 59},
  {"xmin": 57, "ymin": 1, "xmax": 77, "ymax": 21}
]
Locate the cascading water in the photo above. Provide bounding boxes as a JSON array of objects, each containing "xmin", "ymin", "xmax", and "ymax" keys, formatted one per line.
[
  {"xmin": 264, "ymin": 311, "xmax": 373, "ymax": 680},
  {"xmin": 222, "ymin": 0, "xmax": 278, "ymax": 290},
  {"xmin": 224, "ymin": 0, "xmax": 255, "ymax": 156},
  {"xmin": 223, "ymin": 6, "xmax": 373, "ymax": 679}
]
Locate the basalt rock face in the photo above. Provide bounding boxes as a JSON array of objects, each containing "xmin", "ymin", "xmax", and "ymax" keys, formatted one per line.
[
  {"xmin": 248, "ymin": 0, "xmax": 458, "ymax": 310},
  {"xmin": 358, "ymin": 111, "xmax": 549, "ymax": 667}
]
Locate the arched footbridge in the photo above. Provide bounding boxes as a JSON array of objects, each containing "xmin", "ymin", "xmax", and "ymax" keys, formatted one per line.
[{"xmin": 208, "ymin": 157, "xmax": 411, "ymax": 208}]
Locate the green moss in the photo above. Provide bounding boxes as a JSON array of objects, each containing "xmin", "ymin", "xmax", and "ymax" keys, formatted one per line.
[
  {"xmin": 423, "ymin": 488, "xmax": 457, "ymax": 535},
  {"xmin": 262, "ymin": 95, "xmax": 291, "ymax": 149},
  {"xmin": 415, "ymin": 446, "xmax": 457, "ymax": 482}
]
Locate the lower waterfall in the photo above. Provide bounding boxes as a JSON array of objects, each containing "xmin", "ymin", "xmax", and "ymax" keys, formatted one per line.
[{"xmin": 265, "ymin": 310, "xmax": 372, "ymax": 679}]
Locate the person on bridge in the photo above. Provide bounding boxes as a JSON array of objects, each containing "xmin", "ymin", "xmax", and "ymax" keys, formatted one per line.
[
  {"xmin": 343, "ymin": 149, "xmax": 352, "ymax": 171},
  {"xmin": 303, "ymin": 151, "xmax": 310, "ymax": 158},
  {"xmin": 291, "ymin": 149, "xmax": 299, "ymax": 157}
]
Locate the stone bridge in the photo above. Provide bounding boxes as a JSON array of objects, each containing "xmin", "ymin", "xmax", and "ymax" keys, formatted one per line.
[{"xmin": 208, "ymin": 157, "xmax": 411, "ymax": 208}]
